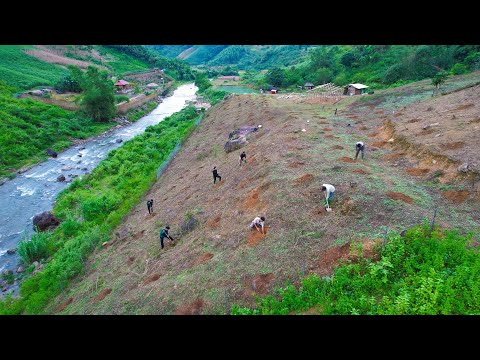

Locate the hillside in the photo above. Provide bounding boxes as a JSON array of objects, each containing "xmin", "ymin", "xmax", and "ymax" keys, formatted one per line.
[
  {"xmin": 148, "ymin": 45, "xmax": 316, "ymax": 70},
  {"xmin": 47, "ymin": 72, "xmax": 480, "ymax": 314}
]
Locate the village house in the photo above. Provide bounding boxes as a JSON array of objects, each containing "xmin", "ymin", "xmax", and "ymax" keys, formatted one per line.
[
  {"xmin": 304, "ymin": 82, "xmax": 315, "ymax": 90},
  {"xmin": 114, "ymin": 79, "xmax": 130, "ymax": 93},
  {"xmin": 344, "ymin": 83, "xmax": 369, "ymax": 95}
]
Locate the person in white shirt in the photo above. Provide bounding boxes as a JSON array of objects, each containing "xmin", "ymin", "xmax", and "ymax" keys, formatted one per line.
[
  {"xmin": 355, "ymin": 141, "xmax": 365, "ymax": 160},
  {"xmin": 322, "ymin": 184, "xmax": 335, "ymax": 207},
  {"xmin": 250, "ymin": 216, "xmax": 266, "ymax": 234}
]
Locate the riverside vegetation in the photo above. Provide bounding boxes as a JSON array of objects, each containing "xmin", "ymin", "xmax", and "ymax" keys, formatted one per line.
[{"xmin": 0, "ymin": 106, "xmax": 200, "ymax": 314}]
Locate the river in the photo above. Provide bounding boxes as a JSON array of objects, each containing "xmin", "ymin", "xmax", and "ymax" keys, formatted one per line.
[{"xmin": 0, "ymin": 83, "xmax": 198, "ymax": 275}]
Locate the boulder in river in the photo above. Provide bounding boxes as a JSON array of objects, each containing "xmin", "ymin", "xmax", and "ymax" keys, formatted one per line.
[
  {"xmin": 33, "ymin": 211, "xmax": 60, "ymax": 232},
  {"xmin": 7, "ymin": 248, "xmax": 16, "ymax": 255},
  {"xmin": 46, "ymin": 148, "xmax": 58, "ymax": 158},
  {"xmin": 116, "ymin": 138, "xmax": 123, "ymax": 143},
  {"xmin": 57, "ymin": 175, "xmax": 66, "ymax": 182}
]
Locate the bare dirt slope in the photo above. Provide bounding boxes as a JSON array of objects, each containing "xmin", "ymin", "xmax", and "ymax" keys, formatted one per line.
[{"xmin": 48, "ymin": 74, "xmax": 480, "ymax": 314}]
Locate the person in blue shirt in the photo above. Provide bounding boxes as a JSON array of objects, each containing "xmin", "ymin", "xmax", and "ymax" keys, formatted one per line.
[{"xmin": 159, "ymin": 225, "xmax": 175, "ymax": 249}]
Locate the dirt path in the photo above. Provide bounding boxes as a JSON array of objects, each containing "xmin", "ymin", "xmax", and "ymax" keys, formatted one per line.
[{"xmin": 47, "ymin": 79, "xmax": 480, "ymax": 315}]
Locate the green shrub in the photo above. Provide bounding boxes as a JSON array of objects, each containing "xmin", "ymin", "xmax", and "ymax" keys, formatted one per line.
[
  {"xmin": 233, "ymin": 221, "xmax": 480, "ymax": 315},
  {"xmin": 450, "ymin": 63, "xmax": 468, "ymax": 75},
  {"xmin": 17, "ymin": 230, "xmax": 53, "ymax": 265}
]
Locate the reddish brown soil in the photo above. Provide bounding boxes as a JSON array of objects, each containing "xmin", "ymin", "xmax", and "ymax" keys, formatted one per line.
[
  {"xmin": 374, "ymin": 110, "xmax": 384, "ymax": 114},
  {"xmin": 442, "ymin": 190, "xmax": 470, "ymax": 204},
  {"xmin": 386, "ymin": 191, "xmax": 414, "ymax": 204},
  {"xmin": 419, "ymin": 129, "xmax": 435, "ymax": 135},
  {"xmin": 93, "ymin": 288, "xmax": 112, "ymax": 302},
  {"xmin": 332, "ymin": 145, "xmax": 344, "ymax": 150},
  {"xmin": 325, "ymin": 134, "xmax": 335, "ymax": 138},
  {"xmin": 394, "ymin": 112, "xmax": 403, "ymax": 117},
  {"xmin": 383, "ymin": 153, "xmax": 405, "ymax": 160},
  {"xmin": 408, "ymin": 118, "xmax": 421, "ymax": 123},
  {"xmin": 57, "ymin": 297, "xmax": 73, "ymax": 312},
  {"xmin": 359, "ymin": 126, "xmax": 369, "ymax": 130},
  {"xmin": 319, "ymin": 121, "xmax": 329, "ymax": 124},
  {"xmin": 247, "ymin": 227, "xmax": 268, "ymax": 247},
  {"xmin": 352, "ymin": 169, "xmax": 370, "ymax": 175},
  {"xmin": 175, "ymin": 299, "xmax": 205, "ymax": 315},
  {"xmin": 288, "ymin": 160, "xmax": 306, "ymax": 168},
  {"xmin": 127, "ymin": 256, "xmax": 135, "ymax": 265},
  {"xmin": 349, "ymin": 115, "xmax": 358, "ymax": 119},
  {"xmin": 207, "ymin": 215, "xmax": 221, "ymax": 228},
  {"xmin": 371, "ymin": 141, "xmax": 387, "ymax": 148},
  {"xmin": 338, "ymin": 157, "xmax": 356, "ymax": 163},
  {"xmin": 368, "ymin": 132, "xmax": 379, "ymax": 138},
  {"xmin": 244, "ymin": 188, "xmax": 260, "ymax": 209},
  {"xmin": 143, "ymin": 273, "xmax": 161, "ymax": 285},
  {"xmin": 456, "ymin": 103, "xmax": 474, "ymax": 110},
  {"xmin": 191, "ymin": 252, "xmax": 214, "ymax": 266},
  {"xmin": 323, "ymin": 128, "xmax": 332, "ymax": 131},
  {"xmin": 251, "ymin": 273, "xmax": 274, "ymax": 294},
  {"xmin": 406, "ymin": 168, "xmax": 430, "ymax": 176},
  {"xmin": 444, "ymin": 142, "xmax": 465, "ymax": 150},
  {"xmin": 294, "ymin": 173, "xmax": 314, "ymax": 185},
  {"xmin": 313, "ymin": 242, "xmax": 350, "ymax": 276}
]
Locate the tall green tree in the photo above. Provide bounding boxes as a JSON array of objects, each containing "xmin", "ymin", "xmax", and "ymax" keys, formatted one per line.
[{"xmin": 79, "ymin": 66, "xmax": 116, "ymax": 122}]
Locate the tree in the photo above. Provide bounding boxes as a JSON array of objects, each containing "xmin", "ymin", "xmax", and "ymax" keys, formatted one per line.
[
  {"xmin": 79, "ymin": 66, "xmax": 116, "ymax": 122},
  {"xmin": 266, "ymin": 67, "xmax": 286, "ymax": 87},
  {"xmin": 55, "ymin": 65, "xmax": 83, "ymax": 93},
  {"xmin": 431, "ymin": 70, "xmax": 449, "ymax": 96}
]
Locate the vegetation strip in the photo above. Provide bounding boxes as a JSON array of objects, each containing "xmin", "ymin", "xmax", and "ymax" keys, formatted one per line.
[
  {"xmin": 0, "ymin": 106, "xmax": 200, "ymax": 314},
  {"xmin": 232, "ymin": 222, "xmax": 480, "ymax": 315}
]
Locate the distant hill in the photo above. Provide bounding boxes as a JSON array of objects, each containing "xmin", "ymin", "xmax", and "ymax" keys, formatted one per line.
[
  {"xmin": 147, "ymin": 45, "xmax": 317, "ymax": 70},
  {"xmin": 0, "ymin": 45, "xmax": 194, "ymax": 91}
]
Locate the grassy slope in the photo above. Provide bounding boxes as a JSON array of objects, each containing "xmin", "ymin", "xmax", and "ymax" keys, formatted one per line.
[
  {"xmin": 46, "ymin": 73, "xmax": 480, "ymax": 314},
  {"xmin": 0, "ymin": 45, "xmax": 68, "ymax": 90},
  {"xmin": 0, "ymin": 82, "xmax": 112, "ymax": 178},
  {"xmin": 0, "ymin": 45, "xmax": 157, "ymax": 179}
]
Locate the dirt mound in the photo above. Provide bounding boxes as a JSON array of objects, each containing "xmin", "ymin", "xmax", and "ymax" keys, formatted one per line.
[
  {"xmin": 406, "ymin": 168, "xmax": 430, "ymax": 176},
  {"xmin": 192, "ymin": 252, "xmax": 214, "ymax": 266},
  {"xmin": 419, "ymin": 129, "xmax": 435, "ymax": 135},
  {"xmin": 323, "ymin": 128, "xmax": 332, "ymax": 132},
  {"xmin": 325, "ymin": 134, "xmax": 335, "ymax": 138},
  {"xmin": 244, "ymin": 188, "xmax": 260, "ymax": 210},
  {"xmin": 383, "ymin": 153, "xmax": 405, "ymax": 160},
  {"xmin": 455, "ymin": 103, "xmax": 474, "ymax": 110},
  {"xmin": 57, "ymin": 297, "xmax": 74, "ymax": 312},
  {"xmin": 359, "ymin": 126, "xmax": 369, "ymax": 130},
  {"xmin": 127, "ymin": 256, "xmax": 136, "ymax": 265},
  {"xmin": 338, "ymin": 157, "xmax": 355, "ymax": 163},
  {"xmin": 386, "ymin": 191, "xmax": 414, "ymax": 203},
  {"xmin": 288, "ymin": 160, "xmax": 306, "ymax": 168},
  {"xmin": 314, "ymin": 242, "xmax": 351, "ymax": 276},
  {"xmin": 93, "ymin": 288, "xmax": 112, "ymax": 302},
  {"xmin": 207, "ymin": 215, "xmax": 221, "ymax": 228},
  {"xmin": 352, "ymin": 169, "xmax": 370, "ymax": 175},
  {"xmin": 408, "ymin": 118, "xmax": 421, "ymax": 123},
  {"xmin": 371, "ymin": 141, "xmax": 386, "ymax": 148},
  {"xmin": 374, "ymin": 110, "xmax": 384, "ymax": 114},
  {"xmin": 175, "ymin": 299, "xmax": 205, "ymax": 315},
  {"xmin": 442, "ymin": 190, "xmax": 469, "ymax": 204},
  {"xmin": 332, "ymin": 145, "xmax": 344, "ymax": 150},
  {"xmin": 247, "ymin": 227, "xmax": 268, "ymax": 247},
  {"xmin": 445, "ymin": 142, "xmax": 465, "ymax": 150},
  {"xmin": 319, "ymin": 121, "xmax": 329, "ymax": 124},
  {"xmin": 251, "ymin": 273, "xmax": 274, "ymax": 294},
  {"xmin": 143, "ymin": 273, "xmax": 161, "ymax": 285},
  {"xmin": 294, "ymin": 173, "xmax": 314, "ymax": 185}
]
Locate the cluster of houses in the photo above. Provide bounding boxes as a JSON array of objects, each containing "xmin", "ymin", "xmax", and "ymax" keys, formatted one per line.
[
  {"xmin": 114, "ymin": 79, "xmax": 162, "ymax": 94},
  {"xmin": 262, "ymin": 82, "xmax": 370, "ymax": 95}
]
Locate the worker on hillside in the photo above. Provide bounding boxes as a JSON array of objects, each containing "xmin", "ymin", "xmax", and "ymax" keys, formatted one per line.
[
  {"xmin": 159, "ymin": 225, "xmax": 175, "ymax": 249},
  {"xmin": 334, "ymin": 108, "xmax": 337, "ymax": 116},
  {"xmin": 250, "ymin": 216, "xmax": 266, "ymax": 234},
  {"xmin": 239, "ymin": 151, "xmax": 247, "ymax": 166},
  {"xmin": 147, "ymin": 199, "xmax": 154, "ymax": 215},
  {"xmin": 355, "ymin": 141, "xmax": 365, "ymax": 160},
  {"xmin": 212, "ymin": 166, "xmax": 222, "ymax": 184},
  {"xmin": 322, "ymin": 184, "xmax": 336, "ymax": 208}
]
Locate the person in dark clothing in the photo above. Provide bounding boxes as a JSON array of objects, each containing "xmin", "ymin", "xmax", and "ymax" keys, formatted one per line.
[
  {"xmin": 355, "ymin": 141, "xmax": 365, "ymax": 160},
  {"xmin": 159, "ymin": 225, "xmax": 175, "ymax": 249},
  {"xmin": 334, "ymin": 108, "xmax": 338, "ymax": 116},
  {"xmin": 147, "ymin": 199, "xmax": 153, "ymax": 214},
  {"xmin": 212, "ymin": 166, "xmax": 222, "ymax": 184},
  {"xmin": 239, "ymin": 151, "xmax": 247, "ymax": 166}
]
